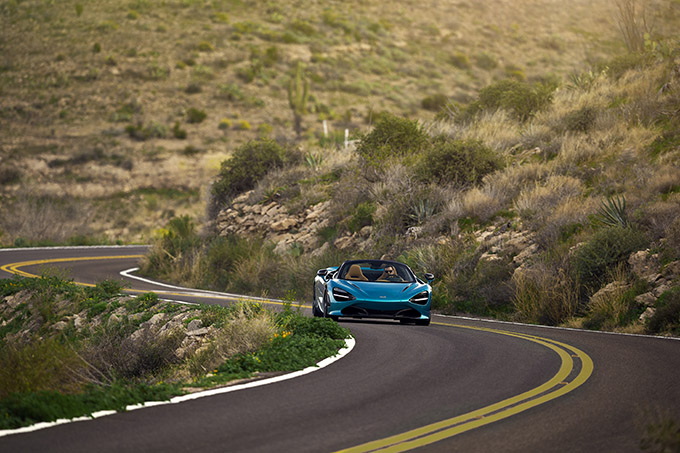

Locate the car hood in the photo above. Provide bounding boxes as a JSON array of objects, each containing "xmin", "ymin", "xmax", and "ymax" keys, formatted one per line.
[{"xmin": 333, "ymin": 280, "xmax": 428, "ymax": 300}]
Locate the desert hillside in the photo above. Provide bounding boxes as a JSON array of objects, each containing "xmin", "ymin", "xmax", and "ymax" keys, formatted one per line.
[{"xmin": 3, "ymin": 0, "xmax": 676, "ymax": 243}]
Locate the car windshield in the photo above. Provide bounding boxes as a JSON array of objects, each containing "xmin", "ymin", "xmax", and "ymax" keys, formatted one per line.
[{"xmin": 338, "ymin": 261, "xmax": 415, "ymax": 283}]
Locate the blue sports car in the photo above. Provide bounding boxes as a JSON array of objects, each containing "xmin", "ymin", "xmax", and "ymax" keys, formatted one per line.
[{"xmin": 312, "ymin": 259, "xmax": 434, "ymax": 326}]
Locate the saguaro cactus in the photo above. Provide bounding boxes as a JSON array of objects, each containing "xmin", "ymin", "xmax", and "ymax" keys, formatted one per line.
[{"xmin": 287, "ymin": 61, "xmax": 309, "ymax": 138}]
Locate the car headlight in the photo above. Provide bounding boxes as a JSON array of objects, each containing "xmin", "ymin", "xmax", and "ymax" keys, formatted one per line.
[
  {"xmin": 332, "ymin": 287, "xmax": 355, "ymax": 302},
  {"xmin": 410, "ymin": 291, "xmax": 429, "ymax": 305}
]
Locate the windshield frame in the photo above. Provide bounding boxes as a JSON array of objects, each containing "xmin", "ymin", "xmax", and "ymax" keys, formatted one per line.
[{"xmin": 337, "ymin": 260, "xmax": 416, "ymax": 283}]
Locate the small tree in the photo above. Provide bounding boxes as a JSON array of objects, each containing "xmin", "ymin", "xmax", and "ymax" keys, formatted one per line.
[{"xmin": 287, "ymin": 61, "xmax": 309, "ymax": 138}]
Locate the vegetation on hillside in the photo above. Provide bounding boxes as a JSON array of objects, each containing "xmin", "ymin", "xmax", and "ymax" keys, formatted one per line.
[
  {"xmin": 142, "ymin": 25, "xmax": 680, "ymax": 335},
  {"xmin": 2, "ymin": 0, "xmax": 678, "ymax": 244},
  {"xmin": 0, "ymin": 274, "xmax": 350, "ymax": 429}
]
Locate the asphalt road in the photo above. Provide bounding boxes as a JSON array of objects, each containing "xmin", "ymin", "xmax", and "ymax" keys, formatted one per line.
[{"xmin": 1, "ymin": 246, "xmax": 679, "ymax": 452}]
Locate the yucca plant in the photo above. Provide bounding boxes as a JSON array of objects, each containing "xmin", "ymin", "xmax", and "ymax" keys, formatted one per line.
[
  {"xmin": 304, "ymin": 151, "xmax": 323, "ymax": 171},
  {"xmin": 594, "ymin": 195, "xmax": 628, "ymax": 228}
]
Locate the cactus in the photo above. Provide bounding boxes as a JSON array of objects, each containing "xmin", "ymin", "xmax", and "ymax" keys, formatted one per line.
[{"xmin": 287, "ymin": 61, "xmax": 309, "ymax": 137}]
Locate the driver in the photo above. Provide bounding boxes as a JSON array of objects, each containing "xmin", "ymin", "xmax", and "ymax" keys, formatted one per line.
[{"xmin": 378, "ymin": 265, "xmax": 401, "ymax": 281}]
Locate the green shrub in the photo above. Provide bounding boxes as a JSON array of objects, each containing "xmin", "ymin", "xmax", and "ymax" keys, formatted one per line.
[
  {"xmin": 0, "ymin": 338, "xmax": 84, "ymax": 398},
  {"xmin": 646, "ymin": 287, "xmax": 680, "ymax": 335},
  {"xmin": 415, "ymin": 138, "xmax": 502, "ymax": 187},
  {"xmin": 211, "ymin": 139, "xmax": 289, "ymax": 204},
  {"xmin": 172, "ymin": 122, "xmax": 187, "ymax": 139},
  {"xmin": 572, "ymin": 226, "xmax": 648, "ymax": 292},
  {"xmin": 186, "ymin": 108, "xmax": 207, "ymax": 124},
  {"xmin": 196, "ymin": 41, "xmax": 214, "ymax": 52},
  {"xmin": 125, "ymin": 122, "xmax": 167, "ymax": 141},
  {"xmin": 421, "ymin": 94, "xmax": 449, "ymax": 112},
  {"xmin": 450, "ymin": 52, "xmax": 471, "ymax": 69},
  {"xmin": 347, "ymin": 202, "xmax": 375, "ymax": 232},
  {"xmin": 464, "ymin": 79, "xmax": 557, "ymax": 122},
  {"xmin": 474, "ymin": 52, "xmax": 498, "ymax": 70},
  {"xmin": 564, "ymin": 106, "xmax": 598, "ymax": 133},
  {"xmin": 356, "ymin": 113, "xmax": 429, "ymax": 163}
]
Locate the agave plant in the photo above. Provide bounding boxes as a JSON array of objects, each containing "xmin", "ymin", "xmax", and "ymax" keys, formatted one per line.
[{"xmin": 595, "ymin": 195, "xmax": 628, "ymax": 228}]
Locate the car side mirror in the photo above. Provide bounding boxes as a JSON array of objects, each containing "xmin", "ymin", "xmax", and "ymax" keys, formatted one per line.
[
  {"xmin": 317, "ymin": 269, "xmax": 328, "ymax": 277},
  {"xmin": 424, "ymin": 273, "xmax": 435, "ymax": 283}
]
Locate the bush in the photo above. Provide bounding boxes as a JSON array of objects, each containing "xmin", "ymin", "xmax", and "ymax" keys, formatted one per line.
[
  {"xmin": 0, "ymin": 338, "xmax": 84, "ymax": 399},
  {"xmin": 347, "ymin": 202, "xmax": 375, "ymax": 232},
  {"xmin": 125, "ymin": 122, "xmax": 168, "ymax": 141},
  {"xmin": 513, "ymin": 266, "xmax": 580, "ymax": 325},
  {"xmin": 450, "ymin": 52, "xmax": 471, "ymax": 69},
  {"xmin": 211, "ymin": 139, "xmax": 289, "ymax": 205},
  {"xmin": 415, "ymin": 138, "xmax": 502, "ymax": 187},
  {"xmin": 572, "ymin": 226, "xmax": 648, "ymax": 293},
  {"xmin": 646, "ymin": 287, "xmax": 680, "ymax": 335},
  {"xmin": 465, "ymin": 79, "xmax": 557, "ymax": 122},
  {"xmin": 355, "ymin": 113, "xmax": 429, "ymax": 163},
  {"xmin": 421, "ymin": 94, "xmax": 449, "ymax": 112},
  {"xmin": 186, "ymin": 108, "xmax": 207, "ymax": 124},
  {"xmin": 563, "ymin": 106, "xmax": 598, "ymax": 133}
]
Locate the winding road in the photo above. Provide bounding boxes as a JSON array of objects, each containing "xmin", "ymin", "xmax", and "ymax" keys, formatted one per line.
[{"xmin": 1, "ymin": 246, "xmax": 679, "ymax": 452}]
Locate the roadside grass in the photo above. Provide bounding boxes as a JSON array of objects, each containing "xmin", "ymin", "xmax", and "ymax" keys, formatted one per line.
[{"xmin": 0, "ymin": 275, "xmax": 352, "ymax": 430}]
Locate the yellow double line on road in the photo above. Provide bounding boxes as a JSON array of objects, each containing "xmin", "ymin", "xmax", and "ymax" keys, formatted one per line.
[
  {"xmin": 338, "ymin": 322, "xmax": 593, "ymax": 452},
  {"xmin": 2, "ymin": 255, "xmax": 594, "ymax": 451},
  {"xmin": 0, "ymin": 255, "xmax": 145, "ymax": 286},
  {"xmin": 0, "ymin": 255, "xmax": 307, "ymax": 308}
]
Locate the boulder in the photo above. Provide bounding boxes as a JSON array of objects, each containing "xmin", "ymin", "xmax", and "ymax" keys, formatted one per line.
[
  {"xmin": 639, "ymin": 307, "xmax": 656, "ymax": 321},
  {"xmin": 186, "ymin": 318, "xmax": 203, "ymax": 332},
  {"xmin": 628, "ymin": 250, "xmax": 661, "ymax": 282},
  {"xmin": 271, "ymin": 217, "xmax": 298, "ymax": 232},
  {"xmin": 589, "ymin": 281, "xmax": 630, "ymax": 306},
  {"xmin": 634, "ymin": 292, "xmax": 657, "ymax": 307}
]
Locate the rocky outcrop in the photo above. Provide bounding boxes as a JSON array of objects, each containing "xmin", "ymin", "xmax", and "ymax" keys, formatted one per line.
[
  {"xmin": 627, "ymin": 249, "xmax": 680, "ymax": 320},
  {"xmin": 216, "ymin": 190, "xmax": 332, "ymax": 254}
]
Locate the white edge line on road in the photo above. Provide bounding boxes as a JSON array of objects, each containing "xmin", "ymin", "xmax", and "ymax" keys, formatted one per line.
[
  {"xmin": 0, "ymin": 338, "xmax": 355, "ymax": 438},
  {"xmin": 434, "ymin": 313, "xmax": 680, "ymax": 341},
  {"xmin": 0, "ymin": 245, "xmax": 147, "ymax": 252},
  {"xmin": 120, "ymin": 267, "xmax": 283, "ymax": 303}
]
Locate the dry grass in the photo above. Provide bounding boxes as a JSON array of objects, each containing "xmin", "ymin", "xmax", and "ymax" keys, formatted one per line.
[
  {"xmin": 515, "ymin": 175, "xmax": 584, "ymax": 218},
  {"xmin": 3, "ymin": 0, "xmax": 672, "ymax": 243},
  {"xmin": 512, "ymin": 264, "xmax": 580, "ymax": 325},
  {"xmin": 187, "ymin": 303, "xmax": 276, "ymax": 378}
]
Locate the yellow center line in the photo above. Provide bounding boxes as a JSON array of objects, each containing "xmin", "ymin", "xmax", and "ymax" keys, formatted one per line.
[
  {"xmin": 337, "ymin": 322, "xmax": 593, "ymax": 453},
  {"xmin": 1, "ymin": 256, "xmax": 312, "ymax": 308},
  {"xmin": 3, "ymin": 255, "xmax": 593, "ymax": 450}
]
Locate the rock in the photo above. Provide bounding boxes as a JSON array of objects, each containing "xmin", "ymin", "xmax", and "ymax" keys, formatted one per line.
[
  {"xmin": 406, "ymin": 226, "xmax": 423, "ymax": 240},
  {"xmin": 187, "ymin": 327, "xmax": 210, "ymax": 337},
  {"xmin": 359, "ymin": 225, "xmax": 372, "ymax": 238},
  {"xmin": 52, "ymin": 321, "xmax": 68, "ymax": 332},
  {"xmin": 628, "ymin": 250, "xmax": 661, "ymax": 282},
  {"xmin": 73, "ymin": 314, "xmax": 84, "ymax": 329},
  {"xmin": 186, "ymin": 318, "xmax": 203, "ymax": 332},
  {"xmin": 271, "ymin": 217, "xmax": 298, "ymax": 231},
  {"xmin": 653, "ymin": 283, "xmax": 673, "ymax": 298},
  {"xmin": 639, "ymin": 307, "xmax": 656, "ymax": 321},
  {"xmin": 273, "ymin": 241, "xmax": 292, "ymax": 256},
  {"xmin": 662, "ymin": 261, "xmax": 680, "ymax": 278},
  {"xmin": 589, "ymin": 281, "xmax": 630, "ymax": 306},
  {"xmin": 107, "ymin": 314, "xmax": 121, "ymax": 327},
  {"xmin": 334, "ymin": 233, "xmax": 356, "ymax": 250},
  {"xmin": 310, "ymin": 241, "xmax": 330, "ymax": 258},
  {"xmin": 513, "ymin": 243, "xmax": 539, "ymax": 265},
  {"xmin": 145, "ymin": 313, "xmax": 167, "ymax": 328},
  {"xmin": 5, "ymin": 294, "xmax": 21, "ymax": 310},
  {"xmin": 635, "ymin": 292, "xmax": 657, "ymax": 307}
]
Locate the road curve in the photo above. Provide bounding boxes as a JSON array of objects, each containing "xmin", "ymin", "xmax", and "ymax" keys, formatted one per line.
[{"xmin": 1, "ymin": 246, "xmax": 679, "ymax": 452}]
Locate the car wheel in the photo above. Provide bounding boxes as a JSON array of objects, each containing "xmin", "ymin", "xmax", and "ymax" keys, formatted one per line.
[
  {"xmin": 312, "ymin": 286, "xmax": 323, "ymax": 317},
  {"xmin": 415, "ymin": 318, "xmax": 431, "ymax": 326}
]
